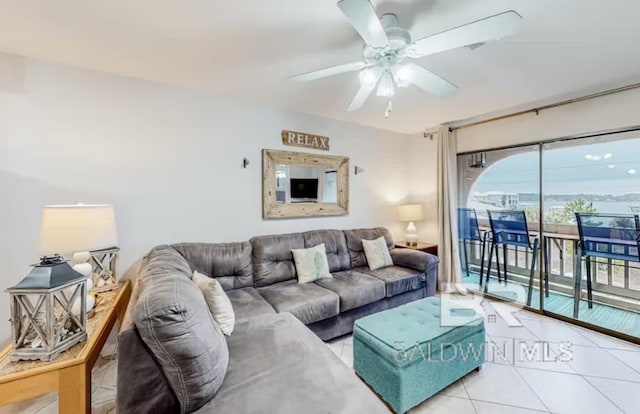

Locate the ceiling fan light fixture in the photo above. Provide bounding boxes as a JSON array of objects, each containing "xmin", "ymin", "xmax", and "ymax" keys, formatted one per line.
[
  {"xmin": 289, "ymin": 1, "xmax": 521, "ymax": 113},
  {"xmin": 393, "ymin": 65, "xmax": 413, "ymax": 88},
  {"xmin": 358, "ymin": 67, "xmax": 378, "ymax": 87},
  {"xmin": 377, "ymin": 70, "xmax": 395, "ymax": 97}
]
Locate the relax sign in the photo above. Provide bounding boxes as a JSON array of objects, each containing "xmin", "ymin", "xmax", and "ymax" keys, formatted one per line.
[{"xmin": 281, "ymin": 130, "xmax": 330, "ymax": 151}]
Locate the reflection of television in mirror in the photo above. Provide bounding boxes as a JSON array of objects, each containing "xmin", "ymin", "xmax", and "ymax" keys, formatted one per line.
[{"xmin": 290, "ymin": 178, "xmax": 318, "ymax": 202}]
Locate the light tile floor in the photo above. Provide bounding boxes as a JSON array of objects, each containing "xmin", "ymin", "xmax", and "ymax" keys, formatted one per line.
[
  {"xmin": 328, "ymin": 305, "xmax": 640, "ymax": 414},
  {"xmin": 3, "ymin": 303, "xmax": 640, "ymax": 413}
]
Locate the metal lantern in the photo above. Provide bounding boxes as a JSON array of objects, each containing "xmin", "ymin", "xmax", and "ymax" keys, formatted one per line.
[
  {"xmin": 89, "ymin": 247, "xmax": 120, "ymax": 293},
  {"xmin": 7, "ymin": 255, "xmax": 87, "ymax": 362}
]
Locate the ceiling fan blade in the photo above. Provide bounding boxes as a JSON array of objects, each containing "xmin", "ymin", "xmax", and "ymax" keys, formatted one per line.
[
  {"xmin": 410, "ymin": 10, "xmax": 522, "ymax": 58},
  {"xmin": 337, "ymin": 0, "xmax": 390, "ymax": 48},
  {"xmin": 289, "ymin": 61, "xmax": 369, "ymax": 82},
  {"xmin": 403, "ymin": 63, "xmax": 457, "ymax": 98},
  {"xmin": 348, "ymin": 82, "xmax": 377, "ymax": 112}
]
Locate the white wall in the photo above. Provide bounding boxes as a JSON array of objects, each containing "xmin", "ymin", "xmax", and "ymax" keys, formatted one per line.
[
  {"xmin": 457, "ymin": 87, "xmax": 640, "ymax": 153},
  {"xmin": 0, "ymin": 53, "xmax": 435, "ymax": 344},
  {"xmin": 403, "ymin": 133, "xmax": 439, "ymax": 243}
]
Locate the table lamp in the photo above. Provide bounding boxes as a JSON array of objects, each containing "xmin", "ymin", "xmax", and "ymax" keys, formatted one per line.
[
  {"xmin": 39, "ymin": 203, "xmax": 118, "ymax": 312},
  {"xmin": 398, "ymin": 204, "xmax": 424, "ymax": 247}
]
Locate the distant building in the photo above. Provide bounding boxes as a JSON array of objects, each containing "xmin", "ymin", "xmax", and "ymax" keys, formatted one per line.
[{"xmin": 473, "ymin": 191, "xmax": 519, "ymax": 209}]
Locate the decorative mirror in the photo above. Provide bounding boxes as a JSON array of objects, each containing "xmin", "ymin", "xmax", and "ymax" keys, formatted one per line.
[{"xmin": 263, "ymin": 149, "xmax": 349, "ymax": 219}]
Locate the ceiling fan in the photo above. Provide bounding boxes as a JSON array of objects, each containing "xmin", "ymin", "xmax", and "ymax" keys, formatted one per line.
[{"xmin": 289, "ymin": 0, "xmax": 522, "ymax": 113}]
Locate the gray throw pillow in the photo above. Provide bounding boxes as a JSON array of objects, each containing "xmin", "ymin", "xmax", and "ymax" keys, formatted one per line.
[{"xmin": 134, "ymin": 274, "xmax": 229, "ymax": 413}]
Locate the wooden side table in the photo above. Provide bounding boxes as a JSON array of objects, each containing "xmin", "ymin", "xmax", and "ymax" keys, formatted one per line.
[
  {"xmin": 0, "ymin": 280, "xmax": 131, "ymax": 414},
  {"xmin": 394, "ymin": 241, "xmax": 438, "ymax": 256}
]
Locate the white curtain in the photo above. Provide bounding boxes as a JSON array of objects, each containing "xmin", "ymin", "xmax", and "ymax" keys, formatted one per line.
[{"xmin": 436, "ymin": 126, "xmax": 467, "ymax": 294}]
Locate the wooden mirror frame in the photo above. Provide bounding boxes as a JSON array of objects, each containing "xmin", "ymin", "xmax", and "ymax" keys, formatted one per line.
[{"xmin": 263, "ymin": 149, "xmax": 349, "ymax": 219}]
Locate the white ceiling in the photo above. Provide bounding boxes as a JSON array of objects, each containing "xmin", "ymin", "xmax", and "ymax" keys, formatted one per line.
[{"xmin": 1, "ymin": 0, "xmax": 640, "ymax": 134}]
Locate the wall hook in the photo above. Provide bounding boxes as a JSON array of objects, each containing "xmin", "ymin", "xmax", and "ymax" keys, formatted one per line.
[
  {"xmin": 355, "ymin": 166, "xmax": 365, "ymax": 175},
  {"xmin": 242, "ymin": 158, "xmax": 250, "ymax": 168}
]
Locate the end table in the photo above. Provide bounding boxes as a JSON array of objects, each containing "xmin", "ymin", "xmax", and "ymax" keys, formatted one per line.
[
  {"xmin": 0, "ymin": 279, "xmax": 131, "ymax": 414},
  {"xmin": 394, "ymin": 241, "xmax": 438, "ymax": 256}
]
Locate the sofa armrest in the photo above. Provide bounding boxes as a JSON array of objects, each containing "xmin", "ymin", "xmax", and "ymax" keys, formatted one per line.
[{"xmin": 390, "ymin": 248, "xmax": 439, "ymax": 273}]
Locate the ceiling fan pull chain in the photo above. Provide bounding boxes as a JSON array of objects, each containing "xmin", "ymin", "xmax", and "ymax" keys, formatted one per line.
[{"xmin": 385, "ymin": 101, "xmax": 393, "ymax": 119}]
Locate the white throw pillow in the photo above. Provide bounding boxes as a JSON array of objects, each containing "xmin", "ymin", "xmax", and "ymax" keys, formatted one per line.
[
  {"xmin": 192, "ymin": 271, "xmax": 235, "ymax": 336},
  {"xmin": 362, "ymin": 237, "xmax": 394, "ymax": 270},
  {"xmin": 292, "ymin": 243, "xmax": 332, "ymax": 284}
]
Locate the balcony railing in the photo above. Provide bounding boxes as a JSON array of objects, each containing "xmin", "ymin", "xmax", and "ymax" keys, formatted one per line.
[{"xmin": 464, "ymin": 223, "xmax": 640, "ymax": 312}]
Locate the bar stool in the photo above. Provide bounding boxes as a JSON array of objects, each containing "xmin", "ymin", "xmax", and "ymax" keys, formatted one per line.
[
  {"xmin": 574, "ymin": 213, "xmax": 640, "ymax": 318},
  {"xmin": 457, "ymin": 208, "xmax": 488, "ymax": 281},
  {"xmin": 485, "ymin": 210, "xmax": 540, "ymax": 306}
]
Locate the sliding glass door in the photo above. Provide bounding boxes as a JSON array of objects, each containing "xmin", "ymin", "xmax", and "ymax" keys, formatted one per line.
[
  {"xmin": 457, "ymin": 144, "xmax": 541, "ymax": 310},
  {"xmin": 541, "ymin": 132, "xmax": 640, "ymax": 340},
  {"xmin": 457, "ymin": 129, "xmax": 640, "ymax": 342}
]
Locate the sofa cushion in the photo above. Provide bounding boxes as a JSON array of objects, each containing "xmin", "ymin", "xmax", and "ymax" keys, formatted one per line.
[
  {"xmin": 142, "ymin": 245, "xmax": 193, "ymax": 282},
  {"xmin": 117, "ymin": 328, "xmax": 180, "ymax": 414},
  {"xmin": 192, "ymin": 313, "xmax": 390, "ymax": 414},
  {"xmin": 134, "ymin": 274, "xmax": 229, "ymax": 413},
  {"xmin": 117, "ymin": 275, "xmax": 179, "ymax": 414},
  {"xmin": 226, "ymin": 287, "xmax": 276, "ymax": 323},
  {"xmin": 390, "ymin": 248, "xmax": 439, "ymax": 273},
  {"xmin": 251, "ymin": 233, "xmax": 305, "ymax": 287},
  {"xmin": 344, "ymin": 227, "xmax": 394, "ymax": 268},
  {"xmin": 315, "ymin": 270, "xmax": 386, "ymax": 312},
  {"xmin": 302, "ymin": 229, "xmax": 350, "ymax": 272},
  {"xmin": 172, "ymin": 242, "xmax": 253, "ymax": 290},
  {"xmin": 356, "ymin": 265, "xmax": 424, "ymax": 297},
  {"xmin": 257, "ymin": 280, "xmax": 340, "ymax": 324}
]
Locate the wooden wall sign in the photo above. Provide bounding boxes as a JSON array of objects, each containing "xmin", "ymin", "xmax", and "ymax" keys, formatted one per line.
[{"xmin": 281, "ymin": 130, "xmax": 330, "ymax": 151}]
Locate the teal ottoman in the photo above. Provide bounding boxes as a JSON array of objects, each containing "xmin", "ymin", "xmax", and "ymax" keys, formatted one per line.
[{"xmin": 353, "ymin": 297, "xmax": 485, "ymax": 413}]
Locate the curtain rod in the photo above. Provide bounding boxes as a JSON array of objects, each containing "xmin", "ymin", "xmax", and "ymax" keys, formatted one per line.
[{"xmin": 449, "ymin": 82, "xmax": 640, "ymax": 132}]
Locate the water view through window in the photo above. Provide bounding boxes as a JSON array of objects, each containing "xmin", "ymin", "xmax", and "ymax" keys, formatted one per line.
[
  {"xmin": 473, "ymin": 138, "xmax": 640, "ymax": 222},
  {"xmin": 457, "ymin": 132, "xmax": 640, "ymax": 341}
]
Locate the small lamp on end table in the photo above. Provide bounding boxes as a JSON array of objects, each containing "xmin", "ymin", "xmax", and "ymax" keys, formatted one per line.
[
  {"xmin": 39, "ymin": 203, "xmax": 119, "ymax": 310},
  {"xmin": 398, "ymin": 204, "xmax": 424, "ymax": 247}
]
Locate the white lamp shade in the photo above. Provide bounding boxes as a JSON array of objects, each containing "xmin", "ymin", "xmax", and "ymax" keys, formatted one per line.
[
  {"xmin": 39, "ymin": 204, "xmax": 118, "ymax": 255},
  {"xmin": 398, "ymin": 204, "xmax": 424, "ymax": 222}
]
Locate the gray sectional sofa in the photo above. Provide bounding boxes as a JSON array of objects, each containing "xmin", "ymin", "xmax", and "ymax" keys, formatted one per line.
[{"xmin": 117, "ymin": 227, "xmax": 439, "ymax": 413}]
